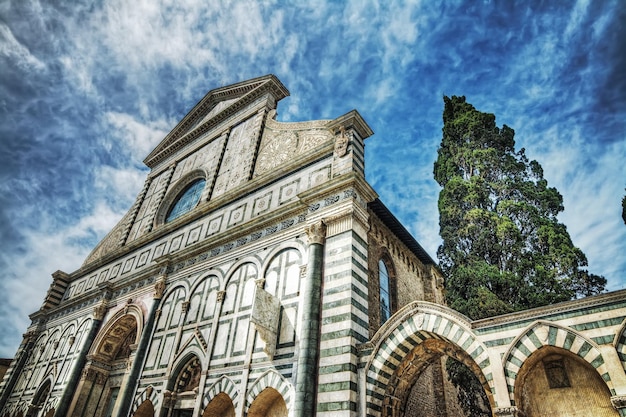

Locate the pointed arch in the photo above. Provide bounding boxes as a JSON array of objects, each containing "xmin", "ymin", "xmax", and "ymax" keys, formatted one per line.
[
  {"xmin": 503, "ymin": 320, "xmax": 613, "ymax": 402},
  {"xmin": 365, "ymin": 301, "xmax": 494, "ymax": 416},
  {"xmin": 245, "ymin": 370, "xmax": 293, "ymax": 413},
  {"xmin": 201, "ymin": 376, "xmax": 239, "ymax": 413},
  {"xmin": 167, "ymin": 353, "xmax": 203, "ymax": 393}
]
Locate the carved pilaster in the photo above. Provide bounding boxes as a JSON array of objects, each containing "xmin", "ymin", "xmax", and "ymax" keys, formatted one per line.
[
  {"xmin": 216, "ymin": 291, "xmax": 226, "ymax": 303},
  {"xmin": 305, "ymin": 221, "xmax": 326, "ymax": 245}
]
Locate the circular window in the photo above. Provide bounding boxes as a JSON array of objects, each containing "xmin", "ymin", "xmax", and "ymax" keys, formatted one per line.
[{"xmin": 165, "ymin": 179, "xmax": 206, "ymax": 223}]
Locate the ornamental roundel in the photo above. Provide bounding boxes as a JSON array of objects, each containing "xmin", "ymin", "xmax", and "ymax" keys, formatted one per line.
[{"xmin": 255, "ymin": 131, "xmax": 297, "ymax": 176}]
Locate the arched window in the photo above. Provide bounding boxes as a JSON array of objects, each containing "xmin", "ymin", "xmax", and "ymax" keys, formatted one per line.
[
  {"xmin": 379, "ymin": 260, "xmax": 391, "ymax": 324},
  {"xmin": 166, "ymin": 179, "xmax": 206, "ymax": 223}
]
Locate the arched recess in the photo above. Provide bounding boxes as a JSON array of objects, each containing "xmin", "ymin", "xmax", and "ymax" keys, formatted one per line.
[
  {"xmin": 202, "ymin": 393, "xmax": 235, "ymax": 417},
  {"xmin": 514, "ymin": 346, "xmax": 618, "ymax": 417},
  {"xmin": 69, "ymin": 305, "xmax": 143, "ymax": 417},
  {"xmin": 364, "ymin": 301, "xmax": 495, "ymax": 417},
  {"xmin": 503, "ymin": 320, "xmax": 614, "ymax": 403},
  {"xmin": 245, "ymin": 370, "xmax": 293, "ymax": 415},
  {"xmin": 26, "ymin": 378, "xmax": 52, "ymax": 417},
  {"xmin": 201, "ymin": 376, "xmax": 239, "ymax": 413},
  {"xmin": 247, "ymin": 388, "xmax": 287, "ymax": 417},
  {"xmin": 162, "ymin": 354, "xmax": 203, "ymax": 416}
]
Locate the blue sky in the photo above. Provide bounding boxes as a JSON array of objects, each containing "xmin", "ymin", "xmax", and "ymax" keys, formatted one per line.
[{"xmin": 0, "ymin": 0, "xmax": 624, "ymax": 357}]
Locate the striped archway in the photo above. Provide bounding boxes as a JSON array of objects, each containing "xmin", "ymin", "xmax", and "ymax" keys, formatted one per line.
[
  {"xmin": 245, "ymin": 370, "xmax": 293, "ymax": 414},
  {"xmin": 364, "ymin": 301, "xmax": 495, "ymax": 416},
  {"xmin": 201, "ymin": 376, "xmax": 239, "ymax": 412},
  {"xmin": 503, "ymin": 320, "xmax": 614, "ymax": 403}
]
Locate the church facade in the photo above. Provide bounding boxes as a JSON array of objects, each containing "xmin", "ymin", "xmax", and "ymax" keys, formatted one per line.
[{"xmin": 1, "ymin": 75, "xmax": 626, "ymax": 417}]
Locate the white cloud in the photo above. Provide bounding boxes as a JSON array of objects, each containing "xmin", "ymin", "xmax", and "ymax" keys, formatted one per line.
[{"xmin": 0, "ymin": 23, "xmax": 46, "ymax": 71}]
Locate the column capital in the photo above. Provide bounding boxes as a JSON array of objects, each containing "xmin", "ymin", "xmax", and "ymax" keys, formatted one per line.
[
  {"xmin": 93, "ymin": 301, "xmax": 108, "ymax": 321},
  {"xmin": 305, "ymin": 221, "xmax": 326, "ymax": 245},
  {"xmin": 154, "ymin": 276, "xmax": 167, "ymax": 299},
  {"xmin": 216, "ymin": 291, "xmax": 226, "ymax": 302}
]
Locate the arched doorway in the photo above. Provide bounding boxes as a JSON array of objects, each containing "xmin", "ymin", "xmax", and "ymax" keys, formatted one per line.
[
  {"xmin": 384, "ymin": 338, "xmax": 492, "ymax": 417},
  {"xmin": 247, "ymin": 388, "xmax": 287, "ymax": 417},
  {"xmin": 70, "ymin": 311, "xmax": 140, "ymax": 417},
  {"xmin": 365, "ymin": 303, "xmax": 496, "ymax": 417},
  {"xmin": 515, "ymin": 346, "xmax": 618, "ymax": 417},
  {"xmin": 202, "ymin": 392, "xmax": 235, "ymax": 417},
  {"xmin": 162, "ymin": 355, "xmax": 202, "ymax": 417},
  {"xmin": 26, "ymin": 380, "xmax": 51, "ymax": 417}
]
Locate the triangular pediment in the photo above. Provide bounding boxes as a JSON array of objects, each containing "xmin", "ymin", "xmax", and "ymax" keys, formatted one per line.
[{"xmin": 143, "ymin": 74, "xmax": 289, "ymax": 168}]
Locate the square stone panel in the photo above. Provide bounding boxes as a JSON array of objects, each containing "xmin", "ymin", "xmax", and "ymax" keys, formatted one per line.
[
  {"xmin": 153, "ymin": 242, "xmax": 167, "ymax": 261},
  {"xmin": 253, "ymin": 192, "xmax": 272, "ymax": 216},
  {"xmin": 110, "ymin": 263, "xmax": 122, "ymax": 279},
  {"xmin": 310, "ymin": 166, "xmax": 330, "ymax": 188},
  {"xmin": 122, "ymin": 257, "xmax": 136, "ymax": 274},
  {"xmin": 187, "ymin": 225, "xmax": 203, "ymax": 246},
  {"xmin": 98, "ymin": 269, "xmax": 109, "ymax": 284},
  {"xmin": 170, "ymin": 234, "xmax": 184, "ymax": 253},
  {"xmin": 228, "ymin": 203, "xmax": 247, "ymax": 227},
  {"xmin": 137, "ymin": 250, "xmax": 151, "ymax": 267},
  {"xmin": 279, "ymin": 180, "xmax": 300, "ymax": 205},
  {"xmin": 206, "ymin": 215, "xmax": 223, "ymax": 237}
]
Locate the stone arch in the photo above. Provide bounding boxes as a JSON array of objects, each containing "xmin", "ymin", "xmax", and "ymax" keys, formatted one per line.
[
  {"xmin": 262, "ymin": 246, "xmax": 304, "ymax": 297},
  {"xmin": 247, "ymin": 388, "xmax": 287, "ymax": 417},
  {"xmin": 90, "ymin": 304, "xmax": 143, "ymax": 361},
  {"xmin": 613, "ymin": 317, "xmax": 626, "ymax": 372},
  {"xmin": 245, "ymin": 370, "xmax": 293, "ymax": 414},
  {"xmin": 201, "ymin": 376, "xmax": 240, "ymax": 412},
  {"xmin": 223, "ymin": 258, "xmax": 262, "ymax": 289},
  {"xmin": 131, "ymin": 386, "xmax": 159, "ymax": 416},
  {"xmin": 365, "ymin": 301, "xmax": 495, "ymax": 416},
  {"xmin": 26, "ymin": 378, "xmax": 52, "ymax": 417},
  {"xmin": 168, "ymin": 353, "xmax": 203, "ymax": 393},
  {"xmin": 202, "ymin": 392, "xmax": 235, "ymax": 417},
  {"xmin": 513, "ymin": 345, "xmax": 618, "ymax": 416},
  {"xmin": 503, "ymin": 320, "xmax": 613, "ymax": 403}
]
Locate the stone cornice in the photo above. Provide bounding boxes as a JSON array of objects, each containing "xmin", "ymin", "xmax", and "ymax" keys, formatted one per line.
[{"xmin": 472, "ymin": 288, "xmax": 626, "ymax": 330}]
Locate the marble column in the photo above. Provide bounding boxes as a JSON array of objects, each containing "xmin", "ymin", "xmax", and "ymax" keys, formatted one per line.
[
  {"xmin": 293, "ymin": 221, "xmax": 326, "ymax": 417},
  {"xmin": 115, "ymin": 275, "xmax": 166, "ymax": 417}
]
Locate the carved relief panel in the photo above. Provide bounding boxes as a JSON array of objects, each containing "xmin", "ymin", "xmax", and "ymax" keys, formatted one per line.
[{"xmin": 212, "ymin": 115, "xmax": 260, "ymax": 199}]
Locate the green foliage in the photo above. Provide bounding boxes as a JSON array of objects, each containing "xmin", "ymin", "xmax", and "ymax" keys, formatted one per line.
[
  {"xmin": 446, "ymin": 359, "xmax": 491, "ymax": 417},
  {"xmin": 435, "ymin": 96, "xmax": 605, "ymax": 320}
]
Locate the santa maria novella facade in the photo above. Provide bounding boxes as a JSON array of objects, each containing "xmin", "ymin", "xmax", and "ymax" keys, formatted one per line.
[{"xmin": 2, "ymin": 75, "xmax": 626, "ymax": 417}]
